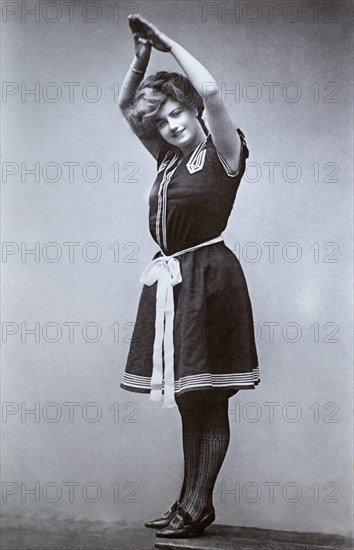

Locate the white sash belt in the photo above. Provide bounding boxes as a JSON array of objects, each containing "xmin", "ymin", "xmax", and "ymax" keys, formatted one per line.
[{"xmin": 139, "ymin": 235, "xmax": 224, "ymax": 409}]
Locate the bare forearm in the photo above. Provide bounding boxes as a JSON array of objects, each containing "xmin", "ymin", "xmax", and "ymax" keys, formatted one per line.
[
  {"xmin": 118, "ymin": 51, "xmax": 151, "ymax": 110},
  {"xmin": 169, "ymin": 40, "xmax": 218, "ymax": 97}
]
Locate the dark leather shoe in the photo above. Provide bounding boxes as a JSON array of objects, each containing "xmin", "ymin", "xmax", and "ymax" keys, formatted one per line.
[
  {"xmin": 144, "ymin": 501, "xmax": 179, "ymax": 529},
  {"xmin": 155, "ymin": 505, "xmax": 215, "ymax": 538}
]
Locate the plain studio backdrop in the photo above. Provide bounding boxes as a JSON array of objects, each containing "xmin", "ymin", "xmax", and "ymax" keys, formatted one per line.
[{"xmin": 1, "ymin": 0, "xmax": 353, "ymax": 539}]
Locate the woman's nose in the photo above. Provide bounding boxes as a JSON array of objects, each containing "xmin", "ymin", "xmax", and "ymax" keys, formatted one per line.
[{"xmin": 168, "ymin": 119, "xmax": 178, "ymax": 131}]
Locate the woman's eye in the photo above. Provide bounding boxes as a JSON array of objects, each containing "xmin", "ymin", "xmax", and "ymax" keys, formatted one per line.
[{"xmin": 172, "ymin": 111, "xmax": 181, "ymax": 117}]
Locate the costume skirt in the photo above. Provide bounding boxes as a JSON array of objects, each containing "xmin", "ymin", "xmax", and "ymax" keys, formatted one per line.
[{"xmin": 120, "ymin": 241, "xmax": 260, "ymax": 399}]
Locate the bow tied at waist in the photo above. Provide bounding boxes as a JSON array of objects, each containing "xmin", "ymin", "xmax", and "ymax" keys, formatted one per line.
[
  {"xmin": 139, "ymin": 255, "xmax": 182, "ymax": 288},
  {"xmin": 139, "ymin": 235, "xmax": 224, "ymax": 409}
]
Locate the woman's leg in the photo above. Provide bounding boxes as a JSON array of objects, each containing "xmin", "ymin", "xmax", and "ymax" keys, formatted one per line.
[
  {"xmin": 175, "ymin": 390, "xmax": 235, "ymax": 522},
  {"xmin": 175, "ymin": 394, "xmax": 203, "ymax": 506}
]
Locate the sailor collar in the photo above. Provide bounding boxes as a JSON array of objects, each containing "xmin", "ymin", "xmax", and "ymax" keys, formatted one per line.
[{"xmin": 158, "ymin": 134, "xmax": 211, "ymax": 175}]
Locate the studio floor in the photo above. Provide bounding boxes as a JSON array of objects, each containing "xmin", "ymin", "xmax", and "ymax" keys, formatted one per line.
[{"xmin": 1, "ymin": 518, "xmax": 352, "ymax": 550}]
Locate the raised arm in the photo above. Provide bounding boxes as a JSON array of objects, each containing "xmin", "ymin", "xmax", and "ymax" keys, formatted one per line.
[
  {"xmin": 129, "ymin": 15, "xmax": 242, "ymax": 174},
  {"xmin": 169, "ymin": 42, "xmax": 242, "ymax": 174},
  {"xmin": 118, "ymin": 17, "xmax": 162, "ymax": 159}
]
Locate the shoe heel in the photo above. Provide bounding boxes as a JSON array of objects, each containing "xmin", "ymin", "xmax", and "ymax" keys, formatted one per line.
[{"xmin": 192, "ymin": 509, "xmax": 215, "ymax": 536}]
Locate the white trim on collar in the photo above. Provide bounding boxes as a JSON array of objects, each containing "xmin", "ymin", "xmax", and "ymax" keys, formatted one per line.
[{"xmin": 185, "ymin": 136, "xmax": 209, "ymax": 174}]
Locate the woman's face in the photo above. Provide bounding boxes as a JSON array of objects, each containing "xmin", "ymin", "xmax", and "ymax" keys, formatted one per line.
[{"xmin": 155, "ymin": 98, "xmax": 202, "ymax": 149}]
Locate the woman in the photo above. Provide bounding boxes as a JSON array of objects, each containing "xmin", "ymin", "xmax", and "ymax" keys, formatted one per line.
[{"xmin": 118, "ymin": 14, "xmax": 260, "ymax": 539}]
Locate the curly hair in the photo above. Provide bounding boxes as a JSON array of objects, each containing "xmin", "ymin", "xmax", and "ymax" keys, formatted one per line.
[{"xmin": 127, "ymin": 71, "xmax": 209, "ymax": 139}]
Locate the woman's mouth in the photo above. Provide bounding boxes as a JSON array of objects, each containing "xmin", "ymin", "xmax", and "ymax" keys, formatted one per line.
[{"xmin": 172, "ymin": 129, "xmax": 185, "ymax": 138}]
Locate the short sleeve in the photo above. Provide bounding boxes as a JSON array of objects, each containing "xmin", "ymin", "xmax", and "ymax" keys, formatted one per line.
[
  {"xmin": 216, "ymin": 128, "xmax": 249, "ymax": 178},
  {"xmin": 237, "ymin": 128, "xmax": 249, "ymax": 161}
]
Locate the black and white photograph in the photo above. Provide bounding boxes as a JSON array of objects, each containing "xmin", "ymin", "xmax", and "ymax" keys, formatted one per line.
[{"xmin": 1, "ymin": 1, "xmax": 353, "ymax": 549}]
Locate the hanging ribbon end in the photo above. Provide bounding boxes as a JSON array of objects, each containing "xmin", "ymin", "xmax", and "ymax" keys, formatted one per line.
[
  {"xmin": 163, "ymin": 386, "xmax": 177, "ymax": 409},
  {"xmin": 163, "ymin": 400, "xmax": 177, "ymax": 409},
  {"xmin": 149, "ymin": 388, "xmax": 162, "ymax": 402}
]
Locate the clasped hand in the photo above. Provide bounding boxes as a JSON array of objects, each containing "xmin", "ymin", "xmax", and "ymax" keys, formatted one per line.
[{"xmin": 128, "ymin": 14, "xmax": 173, "ymax": 53}]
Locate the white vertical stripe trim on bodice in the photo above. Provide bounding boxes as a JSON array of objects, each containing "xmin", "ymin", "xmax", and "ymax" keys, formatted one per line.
[
  {"xmin": 161, "ymin": 165, "xmax": 178, "ymax": 249},
  {"xmin": 156, "ymin": 151, "xmax": 178, "ymax": 249}
]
